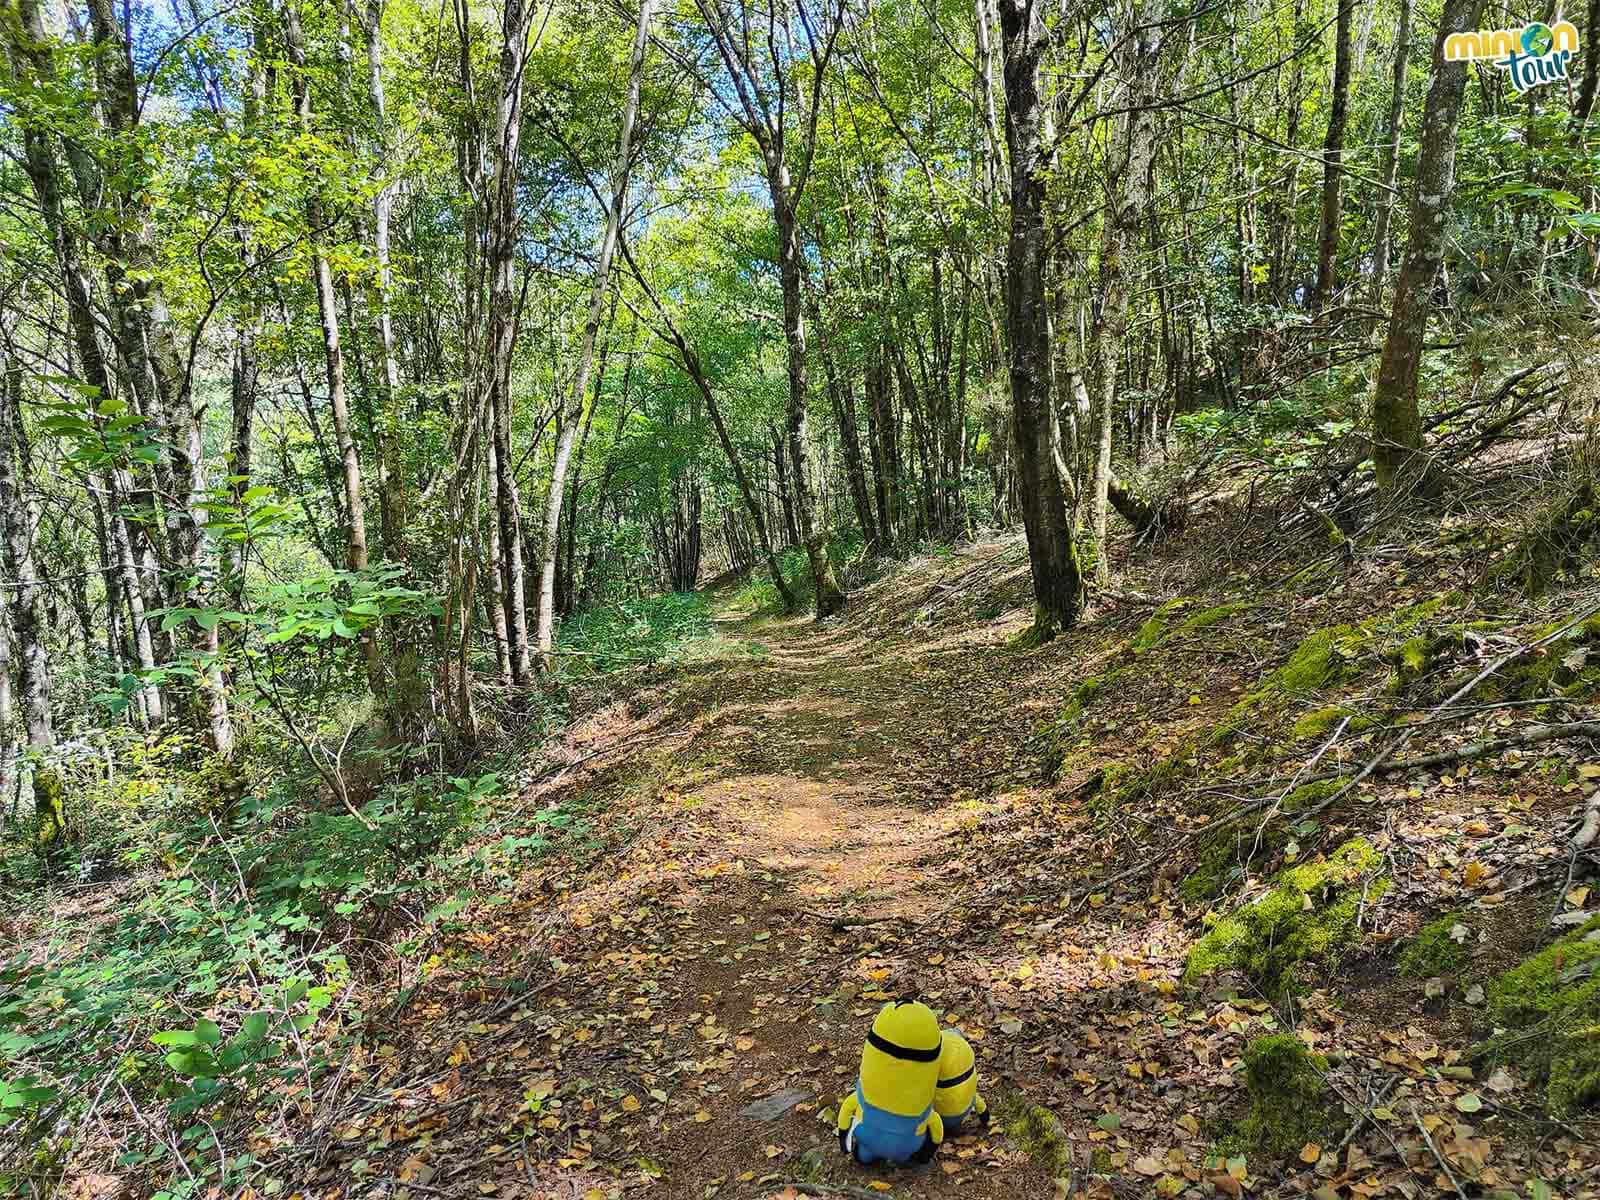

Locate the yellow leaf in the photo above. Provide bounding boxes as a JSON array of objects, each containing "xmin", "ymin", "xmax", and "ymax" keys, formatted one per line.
[
  {"xmin": 927, "ymin": 953, "xmax": 946, "ymax": 965},
  {"xmin": 764, "ymin": 1144, "xmax": 783, "ymax": 1158},
  {"xmin": 1464, "ymin": 862, "xmax": 1487, "ymax": 888},
  {"xmin": 620, "ymin": 1095, "xmax": 641, "ymax": 1112},
  {"xmin": 1569, "ymin": 886, "xmax": 1592, "ymax": 908},
  {"xmin": 807, "ymin": 1043, "xmax": 825, "ymax": 1053},
  {"xmin": 583, "ymin": 1191, "xmax": 605, "ymax": 1200},
  {"xmin": 868, "ymin": 1185, "xmax": 892, "ymax": 1193},
  {"xmin": 736, "ymin": 1037, "xmax": 756, "ymax": 1052},
  {"xmin": 1300, "ymin": 1143, "xmax": 1322, "ymax": 1163},
  {"xmin": 693, "ymin": 1110, "xmax": 712, "ymax": 1123},
  {"xmin": 1016, "ymin": 963, "xmax": 1035, "ymax": 980}
]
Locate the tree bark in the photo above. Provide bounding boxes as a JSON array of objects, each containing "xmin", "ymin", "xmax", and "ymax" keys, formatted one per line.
[
  {"xmin": 1371, "ymin": 0, "xmax": 1484, "ymax": 498},
  {"xmin": 1368, "ymin": 0, "xmax": 1412, "ymax": 313},
  {"xmin": 1311, "ymin": 0, "xmax": 1356, "ymax": 315},
  {"xmin": 534, "ymin": 0, "xmax": 653, "ymax": 672},
  {"xmin": 998, "ymin": 0, "xmax": 1083, "ymax": 639},
  {"xmin": 1091, "ymin": 0, "xmax": 1164, "ymax": 584},
  {"xmin": 483, "ymin": 0, "xmax": 540, "ymax": 685}
]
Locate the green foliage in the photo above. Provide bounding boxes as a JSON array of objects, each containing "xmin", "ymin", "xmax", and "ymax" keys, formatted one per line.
[
  {"xmin": 1185, "ymin": 838, "xmax": 1384, "ymax": 996},
  {"xmin": 558, "ymin": 591, "xmax": 719, "ymax": 672},
  {"xmin": 1480, "ymin": 917, "xmax": 1600, "ymax": 1116},
  {"xmin": 1239, "ymin": 1035, "xmax": 1338, "ymax": 1156}
]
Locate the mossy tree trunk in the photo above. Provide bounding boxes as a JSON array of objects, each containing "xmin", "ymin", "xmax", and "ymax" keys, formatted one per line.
[{"xmin": 1371, "ymin": 0, "xmax": 1485, "ymax": 498}]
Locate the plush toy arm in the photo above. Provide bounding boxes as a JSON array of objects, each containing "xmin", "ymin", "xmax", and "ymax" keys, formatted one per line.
[
  {"xmin": 925, "ymin": 1108, "xmax": 945, "ymax": 1145},
  {"xmin": 836, "ymin": 1091, "xmax": 861, "ymax": 1133},
  {"xmin": 974, "ymin": 1092, "xmax": 990, "ymax": 1124}
]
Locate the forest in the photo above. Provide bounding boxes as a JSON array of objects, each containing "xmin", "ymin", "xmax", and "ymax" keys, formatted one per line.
[{"xmin": 2, "ymin": 0, "xmax": 1600, "ymax": 1192}]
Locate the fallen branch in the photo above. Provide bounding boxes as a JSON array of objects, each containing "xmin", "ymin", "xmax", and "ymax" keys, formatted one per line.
[{"xmin": 1410, "ymin": 1102, "xmax": 1469, "ymax": 1200}]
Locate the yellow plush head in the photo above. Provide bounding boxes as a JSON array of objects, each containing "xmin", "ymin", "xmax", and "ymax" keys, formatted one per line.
[
  {"xmin": 934, "ymin": 1029, "xmax": 979, "ymax": 1118},
  {"xmin": 857, "ymin": 1000, "xmax": 942, "ymax": 1117}
]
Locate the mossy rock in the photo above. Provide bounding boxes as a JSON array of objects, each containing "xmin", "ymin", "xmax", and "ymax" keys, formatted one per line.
[
  {"xmin": 1398, "ymin": 912, "xmax": 1470, "ymax": 978},
  {"xmin": 1239, "ymin": 1035, "xmax": 1340, "ymax": 1156},
  {"xmin": 1180, "ymin": 822, "xmax": 1286, "ymax": 904},
  {"xmin": 1179, "ymin": 786, "xmax": 1341, "ymax": 904},
  {"xmin": 1184, "ymin": 838, "xmax": 1385, "ymax": 997},
  {"xmin": 1478, "ymin": 916, "xmax": 1600, "ymax": 1116}
]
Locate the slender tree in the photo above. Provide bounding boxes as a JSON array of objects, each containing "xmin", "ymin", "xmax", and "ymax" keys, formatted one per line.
[{"xmin": 1371, "ymin": 0, "xmax": 1485, "ymax": 497}]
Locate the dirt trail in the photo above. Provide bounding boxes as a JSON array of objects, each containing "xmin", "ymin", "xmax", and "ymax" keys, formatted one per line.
[{"xmin": 365, "ymin": 554, "xmax": 1062, "ymax": 1200}]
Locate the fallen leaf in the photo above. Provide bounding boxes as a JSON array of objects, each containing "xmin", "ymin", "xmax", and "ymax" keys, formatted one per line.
[
  {"xmin": 1455, "ymin": 1093, "xmax": 1483, "ymax": 1113},
  {"xmin": 1300, "ymin": 1143, "xmax": 1322, "ymax": 1163}
]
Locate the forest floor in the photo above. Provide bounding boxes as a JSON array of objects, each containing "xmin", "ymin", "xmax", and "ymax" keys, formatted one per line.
[{"xmin": 292, "ymin": 534, "xmax": 1600, "ymax": 1200}]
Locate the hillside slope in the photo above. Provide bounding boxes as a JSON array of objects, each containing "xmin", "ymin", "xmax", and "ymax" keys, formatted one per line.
[{"xmin": 279, "ymin": 530, "xmax": 1600, "ymax": 1200}]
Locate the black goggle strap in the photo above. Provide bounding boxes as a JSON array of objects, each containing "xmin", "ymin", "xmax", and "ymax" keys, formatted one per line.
[
  {"xmin": 867, "ymin": 1029, "xmax": 941, "ymax": 1063},
  {"xmin": 936, "ymin": 1065, "xmax": 975, "ymax": 1089}
]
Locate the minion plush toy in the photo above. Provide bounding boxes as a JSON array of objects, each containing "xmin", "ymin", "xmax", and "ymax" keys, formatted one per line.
[
  {"xmin": 934, "ymin": 1029, "xmax": 988, "ymax": 1136},
  {"xmin": 836, "ymin": 1000, "xmax": 945, "ymax": 1165}
]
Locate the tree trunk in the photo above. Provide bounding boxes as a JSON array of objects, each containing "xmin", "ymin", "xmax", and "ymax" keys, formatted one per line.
[
  {"xmin": 288, "ymin": 0, "xmax": 380, "ymax": 704},
  {"xmin": 534, "ymin": 0, "xmax": 653, "ymax": 672},
  {"xmin": 1372, "ymin": 0, "xmax": 1485, "ymax": 498},
  {"xmin": 483, "ymin": 0, "xmax": 539, "ymax": 685},
  {"xmin": 998, "ymin": 0, "xmax": 1083, "ymax": 639},
  {"xmin": 1368, "ymin": 0, "xmax": 1412, "ymax": 313},
  {"xmin": 1311, "ymin": 0, "xmax": 1356, "ymax": 315},
  {"xmin": 764, "ymin": 162, "xmax": 844, "ymax": 620},
  {"xmin": 359, "ymin": 0, "xmax": 410, "ymax": 570},
  {"xmin": 1091, "ymin": 0, "xmax": 1165, "ymax": 584},
  {"xmin": 0, "ymin": 350, "xmax": 60, "ymax": 846}
]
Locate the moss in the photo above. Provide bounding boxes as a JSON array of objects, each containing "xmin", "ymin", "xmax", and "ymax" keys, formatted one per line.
[
  {"xmin": 1181, "ymin": 822, "xmax": 1286, "ymax": 904},
  {"xmin": 1179, "ymin": 602, "xmax": 1250, "ymax": 634},
  {"xmin": 1239, "ymin": 1035, "xmax": 1339, "ymax": 1156},
  {"xmin": 34, "ymin": 766, "xmax": 67, "ymax": 848},
  {"xmin": 1060, "ymin": 672, "xmax": 1114, "ymax": 727},
  {"xmin": 1283, "ymin": 777, "xmax": 1348, "ymax": 810},
  {"xmin": 1479, "ymin": 916, "xmax": 1600, "ymax": 1116},
  {"xmin": 1184, "ymin": 838, "xmax": 1384, "ymax": 997},
  {"xmin": 1001, "ymin": 1098, "xmax": 1073, "ymax": 1176},
  {"xmin": 1129, "ymin": 598, "xmax": 1247, "ymax": 656},
  {"xmin": 1132, "ymin": 597, "xmax": 1198, "ymax": 653},
  {"xmin": 1398, "ymin": 912, "xmax": 1469, "ymax": 978},
  {"xmin": 1292, "ymin": 705, "xmax": 1377, "ymax": 740},
  {"xmin": 1273, "ymin": 624, "xmax": 1369, "ymax": 693}
]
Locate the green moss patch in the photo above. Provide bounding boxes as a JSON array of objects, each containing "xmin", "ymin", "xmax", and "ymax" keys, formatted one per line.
[
  {"xmin": 1130, "ymin": 597, "xmax": 1248, "ymax": 655},
  {"xmin": 1240, "ymin": 1034, "xmax": 1340, "ymax": 1155},
  {"xmin": 1479, "ymin": 916, "xmax": 1600, "ymax": 1116},
  {"xmin": 1001, "ymin": 1097, "xmax": 1073, "ymax": 1176},
  {"xmin": 1398, "ymin": 912, "xmax": 1470, "ymax": 977},
  {"xmin": 1184, "ymin": 838, "xmax": 1384, "ymax": 996},
  {"xmin": 1273, "ymin": 624, "xmax": 1370, "ymax": 693},
  {"xmin": 1060, "ymin": 671, "xmax": 1116, "ymax": 727}
]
